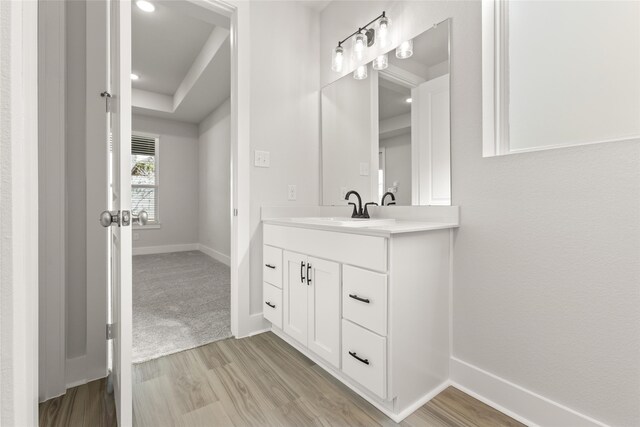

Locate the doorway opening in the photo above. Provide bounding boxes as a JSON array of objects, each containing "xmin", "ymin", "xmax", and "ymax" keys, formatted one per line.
[{"xmin": 128, "ymin": 1, "xmax": 232, "ymax": 363}]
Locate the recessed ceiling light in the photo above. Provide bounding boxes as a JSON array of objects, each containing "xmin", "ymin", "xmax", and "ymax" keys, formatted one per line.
[
  {"xmin": 136, "ymin": 1, "xmax": 155, "ymax": 13},
  {"xmin": 406, "ymin": 98, "xmax": 412, "ymax": 103},
  {"xmin": 131, "ymin": 73, "xmax": 140, "ymax": 81}
]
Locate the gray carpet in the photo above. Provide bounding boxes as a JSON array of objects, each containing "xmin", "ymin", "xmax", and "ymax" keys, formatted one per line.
[{"xmin": 132, "ymin": 250, "xmax": 231, "ymax": 363}]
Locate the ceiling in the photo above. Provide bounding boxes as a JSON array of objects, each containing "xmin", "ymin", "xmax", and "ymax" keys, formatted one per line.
[
  {"xmin": 131, "ymin": 1, "xmax": 231, "ymax": 124},
  {"xmin": 379, "ymin": 80, "xmax": 411, "ymax": 121}
]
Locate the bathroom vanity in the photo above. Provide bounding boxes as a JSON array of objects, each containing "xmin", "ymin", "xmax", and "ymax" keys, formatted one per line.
[{"xmin": 261, "ymin": 215, "xmax": 457, "ymax": 421}]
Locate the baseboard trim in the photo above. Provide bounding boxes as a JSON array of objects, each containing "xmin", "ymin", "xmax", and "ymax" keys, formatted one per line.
[
  {"xmin": 132, "ymin": 243, "xmax": 199, "ymax": 255},
  {"xmin": 198, "ymin": 244, "xmax": 231, "ymax": 266},
  {"xmin": 450, "ymin": 357, "xmax": 608, "ymax": 427}
]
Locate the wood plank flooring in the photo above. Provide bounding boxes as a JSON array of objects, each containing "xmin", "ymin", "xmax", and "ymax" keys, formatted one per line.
[
  {"xmin": 40, "ymin": 332, "xmax": 524, "ymax": 427},
  {"xmin": 39, "ymin": 377, "xmax": 116, "ymax": 427}
]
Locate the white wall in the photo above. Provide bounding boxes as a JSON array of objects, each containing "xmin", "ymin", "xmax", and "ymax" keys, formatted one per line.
[
  {"xmin": 198, "ymin": 99, "xmax": 231, "ymax": 262},
  {"xmin": 248, "ymin": 2, "xmax": 320, "ymax": 320},
  {"xmin": 132, "ymin": 114, "xmax": 199, "ymax": 249},
  {"xmin": 380, "ymin": 133, "xmax": 411, "ymax": 205},
  {"xmin": 321, "ymin": 2, "xmax": 640, "ymax": 426}
]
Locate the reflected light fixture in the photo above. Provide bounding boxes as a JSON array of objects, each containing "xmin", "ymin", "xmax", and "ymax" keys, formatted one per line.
[
  {"xmin": 396, "ymin": 39, "xmax": 413, "ymax": 59},
  {"xmin": 331, "ymin": 45, "xmax": 344, "ymax": 72},
  {"xmin": 136, "ymin": 0, "xmax": 155, "ymax": 12},
  {"xmin": 353, "ymin": 64, "xmax": 368, "ymax": 80},
  {"xmin": 372, "ymin": 54, "xmax": 388, "ymax": 71},
  {"xmin": 406, "ymin": 98, "xmax": 412, "ymax": 103},
  {"xmin": 331, "ymin": 11, "xmax": 389, "ymax": 73},
  {"xmin": 130, "ymin": 73, "xmax": 140, "ymax": 81}
]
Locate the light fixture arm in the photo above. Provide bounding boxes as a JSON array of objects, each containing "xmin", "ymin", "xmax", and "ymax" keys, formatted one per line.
[{"xmin": 335, "ymin": 11, "xmax": 386, "ymax": 49}]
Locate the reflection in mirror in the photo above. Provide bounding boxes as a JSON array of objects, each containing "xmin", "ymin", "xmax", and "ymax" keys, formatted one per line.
[{"xmin": 321, "ymin": 19, "xmax": 451, "ymax": 206}]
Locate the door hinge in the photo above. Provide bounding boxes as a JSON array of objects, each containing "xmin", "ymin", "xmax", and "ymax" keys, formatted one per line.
[
  {"xmin": 106, "ymin": 323, "xmax": 114, "ymax": 340},
  {"xmin": 100, "ymin": 91, "xmax": 112, "ymax": 113}
]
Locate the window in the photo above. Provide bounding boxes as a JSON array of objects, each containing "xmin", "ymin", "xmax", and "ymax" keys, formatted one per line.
[{"xmin": 131, "ymin": 133, "xmax": 159, "ymax": 223}]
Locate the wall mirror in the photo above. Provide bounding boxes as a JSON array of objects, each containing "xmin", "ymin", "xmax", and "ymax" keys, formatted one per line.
[
  {"xmin": 321, "ymin": 19, "xmax": 451, "ymax": 206},
  {"xmin": 483, "ymin": 1, "xmax": 640, "ymax": 156}
]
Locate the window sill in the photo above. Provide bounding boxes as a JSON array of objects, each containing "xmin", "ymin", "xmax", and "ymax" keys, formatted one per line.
[{"xmin": 134, "ymin": 223, "xmax": 161, "ymax": 230}]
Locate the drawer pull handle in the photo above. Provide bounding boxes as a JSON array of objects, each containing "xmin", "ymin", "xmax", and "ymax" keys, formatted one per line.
[
  {"xmin": 348, "ymin": 351, "xmax": 369, "ymax": 365},
  {"xmin": 307, "ymin": 263, "xmax": 312, "ymax": 285},
  {"xmin": 348, "ymin": 294, "xmax": 370, "ymax": 304},
  {"xmin": 300, "ymin": 261, "xmax": 306, "ymax": 283},
  {"xmin": 265, "ymin": 301, "xmax": 276, "ymax": 309},
  {"xmin": 265, "ymin": 264, "xmax": 276, "ymax": 269}
]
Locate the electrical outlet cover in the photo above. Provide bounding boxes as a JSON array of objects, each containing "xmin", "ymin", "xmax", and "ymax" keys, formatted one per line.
[{"xmin": 288, "ymin": 185, "xmax": 297, "ymax": 201}]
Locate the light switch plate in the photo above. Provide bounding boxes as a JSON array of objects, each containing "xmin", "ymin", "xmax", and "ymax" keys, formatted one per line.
[
  {"xmin": 288, "ymin": 185, "xmax": 297, "ymax": 201},
  {"xmin": 359, "ymin": 162, "xmax": 370, "ymax": 176},
  {"xmin": 254, "ymin": 150, "xmax": 270, "ymax": 168}
]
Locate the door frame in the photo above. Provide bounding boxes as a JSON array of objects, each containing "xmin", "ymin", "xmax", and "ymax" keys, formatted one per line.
[
  {"xmin": 0, "ymin": 0, "xmax": 40, "ymax": 424},
  {"xmin": 189, "ymin": 0, "xmax": 250, "ymax": 338}
]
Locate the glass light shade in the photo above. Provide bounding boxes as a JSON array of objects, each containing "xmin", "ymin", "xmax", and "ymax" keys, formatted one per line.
[
  {"xmin": 396, "ymin": 39, "xmax": 413, "ymax": 59},
  {"xmin": 332, "ymin": 45, "xmax": 344, "ymax": 72},
  {"xmin": 372, "ymin": 54, "xmax": 388, "ymax": 70},
  {"xmin": 352, "ymin": 32, "xmax": 367, "ymax": 61},
  {"xmin": 378, "ymin": 16, "xmax": 391, "ymax": 47},
  {"xmin": 353, "ymin": 64, "xmax": 368, "ymax": 80}
]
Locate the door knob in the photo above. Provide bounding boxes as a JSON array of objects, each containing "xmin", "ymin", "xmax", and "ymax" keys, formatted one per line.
[
  {"xmin": 133, "ymin": 210, "xmax": 148, "ymax": 226},
  {"xmin": 100, "ymin": 210, "xmax": 119, "ymax": 227}
]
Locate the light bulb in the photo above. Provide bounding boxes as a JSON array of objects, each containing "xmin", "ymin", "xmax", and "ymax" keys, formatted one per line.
[
  {"xmin": 406, "ymin": 98, "xmax": 412, "ymax": 103},
  {"xmin": 396, "ymin": 39, "xmax": 413, "ymax": 59},
  {"xmin": 372, "ymin": 54, "xmax": 388, "ymax": 71},
  {"xmin": 378, "ymin": 16, "xmax": 391, "ymax": 48},
  {"xmin": 131, "ymin": 73, "xmax": 140, "ymax": 81},
  {"xmin": 353, "ymin": 64, "xmax": 368, "ymax": 80},
  {"xmin": 331, "ymin": 45, "xmax": 344, "ymax": 72},
  {"xmin": 353, "ymin": 31, "xmax": 367, "ymax": 61},
  {"xmin": 136, "ymin": 0, "xmax": 155, "ymax": 12}
]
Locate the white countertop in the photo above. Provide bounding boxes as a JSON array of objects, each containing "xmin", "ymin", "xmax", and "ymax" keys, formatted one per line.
[{"xmin": 262, "ymin": 217, "xmax": 459, "ymax": 237}]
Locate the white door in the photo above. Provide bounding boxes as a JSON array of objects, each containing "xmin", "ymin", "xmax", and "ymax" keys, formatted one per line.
[
  {"xmin": 283, "ymin": 251, "xmax": 308, "ymax": 345},
  {"xmin": 307, "ymin": 257, "xmax": 341, "ymax": 368},
  {"xmin": 411, "ymin": 74, "xmax": 451, "ymax": 205},
  {"xmin": 105, "ymin": 1, "xmax": 132, "ymax": 425}
]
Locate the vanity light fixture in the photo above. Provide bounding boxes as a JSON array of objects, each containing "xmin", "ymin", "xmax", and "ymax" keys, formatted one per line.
[
  {"xmin": 396, "ymin": 39, "xmax": 414, "ymax": 59},
  {"xmin": 372, "ymin": 54, "xmax": 388, "ymax": 71},
  {"xmin": 131, "ymin": 73, "xmax": 140, "ymax": 81},
  {"xmin": 352, "ymin": 31, "xmax": 367, "ymax": 61},
  {"xmin": 378, "ymin": 15, "xmax": 391, "ymax": 47},
  {"xmin": 331, "ymin": 11, "xmax": 390, "ymax": 72},
  {"xmin": 136, "ymin": 0, "xmax": 155, "ymax": 12},
  {"xmin": 353, "ymin": 64, "xmax": 368, "ymax": 80},
  {"xmin": 331, "ymin": 45, "xmax": 344, "ymax": 72}
]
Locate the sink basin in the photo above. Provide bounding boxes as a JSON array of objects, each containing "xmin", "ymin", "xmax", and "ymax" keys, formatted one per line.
[{"xmin": 289, "ymin": 217, "xmax": 396, "ymax": 228}]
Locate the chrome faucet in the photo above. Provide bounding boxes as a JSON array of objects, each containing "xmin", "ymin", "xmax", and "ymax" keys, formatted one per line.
[
  {"xmin": 381, "ymin": 192, "xmax": 396, "ymax": 206},
  {"xmin": 345, "ymin": 190, "xmax": 363, "ymax": 218}
]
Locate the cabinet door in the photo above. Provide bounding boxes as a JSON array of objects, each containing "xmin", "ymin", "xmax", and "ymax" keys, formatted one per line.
[
  {"xmin": 283, "ymin": 251, "xmax": 308, "ymax": 345},
  {"xmin": 307, "ymin": 257, "xmax": 341, "ymax": 368}
]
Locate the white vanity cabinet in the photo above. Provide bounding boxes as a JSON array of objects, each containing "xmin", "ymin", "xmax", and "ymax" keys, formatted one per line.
[
  {"xmin": 282, "ymin": 251, "xmax": 340, "ymax": 368},
  {"xmin": 262, "ymin": 220, "xmax": 453, "ymax": 422}
]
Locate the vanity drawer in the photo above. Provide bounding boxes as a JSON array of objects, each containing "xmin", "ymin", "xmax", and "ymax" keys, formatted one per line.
[
  {"xmin": 342, "ymin": 319, "xmax": 386, "ymax": 399},
  {"xmin": 263, "ymin": 282, "xmax": 282, "ymax": 329},
  {"xmin": 263, "ymin": 245, "xmax": 282, "ymax": 288},
  {"xmin": 342, "ymin": 266, "xmax": 387, "ymax": 336}
]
